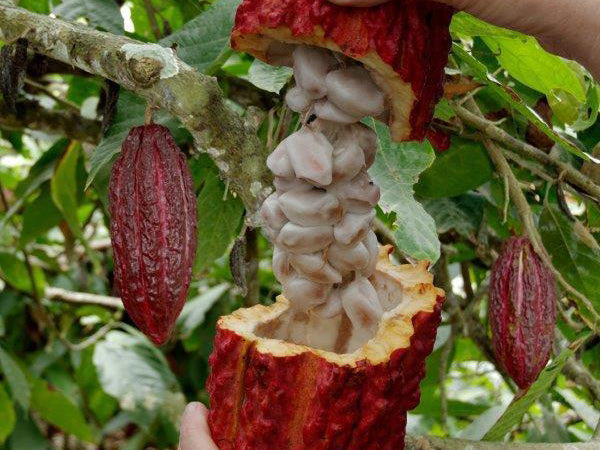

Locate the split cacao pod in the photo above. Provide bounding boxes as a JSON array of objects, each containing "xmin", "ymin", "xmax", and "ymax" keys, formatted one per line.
[
  {"xmin": 489, "ymin": 236, "xmax": 557, "ymax": 389},
  {"xmin": 231, "ymin": 0, "xmax": 453, "ymax": 142},
  {"xmin": 207, "ymin": 246, "xmax": 445, "ymax": 450},
  {"xmin": 109, "ymin": 124, "xmax": 197, "ymax": 345}
]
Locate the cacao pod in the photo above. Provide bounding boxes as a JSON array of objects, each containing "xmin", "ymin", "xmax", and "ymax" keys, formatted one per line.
[
  {"xmin": 231, "ymin": 0, "xmax": 453, "ymax": 142},
  {"xmin": 207, "ymin": 246, "xmax": 445, "ymax": 450},
  {"xmin": 109, "ymin": 124, "xmax": 197, "ymax": 345},
  {"xmin": 489, "ymin": 236, "xmax": 557, "ymax": 390}
]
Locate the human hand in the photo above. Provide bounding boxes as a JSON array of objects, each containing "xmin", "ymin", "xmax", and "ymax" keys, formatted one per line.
[
  {"xmin": 327, "ymin": 0, "xmax": 600, "ymax": 79},
  {"xmin": 178, "ymin": 402, "xmax": 218, "ymax": 450}
]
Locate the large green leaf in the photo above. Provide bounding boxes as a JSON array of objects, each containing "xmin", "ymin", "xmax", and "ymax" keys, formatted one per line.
[
  {"xmin": 367, "ymin": 119, "xmax": 440, "ymax": 262},
  {"xmin": 0, "ymin": 253, "xmax": 45, "ymax": 295},
  {"xmin": 19, "ymin": 185, "xmax": 63, "ymax": 247},
  {"xmin": 0, "ymin": 345, "xmax": 30, "ymax": 411},
  {"xmin": 483, "ymin": 336, "xmax": 585, "ymax": 441},
  {"xmin": 160, "ymin": 0, "xmax": 242, "ymax": 72},
  {"xmin": 194, "ymin": 172, "xmax": 245, "ymax": 273},
  {"xmin": 30, "ymin": 378, "xmax": 95, "ymax": 442},
  {"xmin": 177, "ymin": 283, "xmax": 230, "ymax": 337},
  {"xmin": 93, "ymin": 330, "xmax": 179, "ymax": 410},
  {"xmin": 0, "ymin": 383, "xmax": 16, "ymax": 444},
  {"xmin": 450, "ymin": 12, "xmax": 520, "ymax": 38},
  {"xmin": 415, "ymin": 137, "xmax": 493, "ymax": 198},
  {"xmin": 246, "ymin": 59, "xmax": 293, "ymax": 94},
  {"xmin": 53, "ymin": 0, "xmax": 124, "ymax": 35},
  {"xmin": 51, "ymin": 144, "xmax": 83, "ymax": 239},
  {"xmin": 423, "ymin": 193, "xmax": 484, "ymax": 238},
  {"xmin": 452, "ymin": 44, "xmax": 593, "ymax": 160},
  {"xmin": 539, "ymin": 187, "xmax": 600, "ymax": 330}
]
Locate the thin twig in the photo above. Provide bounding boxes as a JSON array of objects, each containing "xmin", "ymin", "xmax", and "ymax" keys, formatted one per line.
[
  {"xmin": 143, "ymin": 0, "xmax": 162, "ymax": 40},
  {"xmin": 24, "ymin": 78, "xmax": 80, "ymax": 111},
  {"xmin": 452, "ymin": 103, "xmax": 600, "ymax": 201},
  {"xmin": 464, "ymin": 98, "xmax": 600, "ymax": 332},
  {"xmin": 60, "ymin": 320, "xmax": 118, "ymax": 351},
  {"xmin": 45, "ymin": 286, "xmax": 123, "ymax": 309}
]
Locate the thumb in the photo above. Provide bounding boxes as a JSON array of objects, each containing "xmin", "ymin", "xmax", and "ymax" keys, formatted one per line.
[{"xmin": 178, "ymin": 402, "xmax": 218, "ymax": 450}]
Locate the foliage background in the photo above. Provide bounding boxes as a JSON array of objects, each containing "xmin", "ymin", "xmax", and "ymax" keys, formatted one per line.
[{"xmin": 0, "ymin": 0, "xmax": 598, "ymax": 448}]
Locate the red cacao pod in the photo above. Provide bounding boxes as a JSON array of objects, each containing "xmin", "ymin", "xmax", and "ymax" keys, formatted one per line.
[
  {"xmin": 231, "ymin": 0, "xmax": 453, "ymax": 142},
  {"xmin": 489, "ymin": 236, "xmax": 557, "ymax": 390},
  {"xmin": 207, "ymin": 246, "xmax": 445, "ymax": 450},
  {"xmin": 109, "ymin": 124, "xmax": 197, "ymax": 345}
]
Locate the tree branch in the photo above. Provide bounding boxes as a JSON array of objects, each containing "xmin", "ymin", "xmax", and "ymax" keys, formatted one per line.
[
  {"xmin": 0, "ymin": 0, "xmax": 272, "ymax": 217},
  {"xmin": 45, "ymin": 286, "xmax": 122, "ymax": 310},
  {"xmin": 0, "ymin": 99, "xmax": 100, "ymax": 143},
  {"xmin": 452, "ymin": 103, "xmax": 600, "ymax": 201}
]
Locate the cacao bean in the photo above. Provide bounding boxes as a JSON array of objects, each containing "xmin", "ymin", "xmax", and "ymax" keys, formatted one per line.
[
  {"xmin": 278, "ymin": 188, "xmax": 342, "ymax": 226},
  {"xmin": 277, "ymin": 222, "xmax": 334, "ymax": 253},
  {"xmin": 332, "ymin": 132, "xmax": 367, "ymax": 181},
  {"xmin": 326, "ymin": 66, "xmax": 385, "ymax": 118},
  {"xmin": 292, "ymin": 45, "xmax": 337, "ymax": 99},
  {"xmin": 314, "ymin": 99, "xmax": 361, "ymax": 124},
  {"xmin": 286, "ymin": 127, "xmax": 333, "ymax": 186},
  {"xmin": 327, "ymin": 240, "xmax": 370, "ymax": 273},
  {"xmin": 285, "ymin": 86, "xmax": 312, "ymax": 113},
  {"xmin": 340, "ymin": 277, "xmax": 383, "ymax": 330},
  {"xmin": 283, "ymin": 275, "xmax": 331, "ymax": 311},
  {"xmin": 266, "ymin": 141, "xmax": 294, "ymax": 178},
  {"xmin": 333, "ymin": 210, "xmax": 375, "ymax": 246},
  {"xmin": 289, "ymin": 252, "xmax": 342, "ymax": 284}
]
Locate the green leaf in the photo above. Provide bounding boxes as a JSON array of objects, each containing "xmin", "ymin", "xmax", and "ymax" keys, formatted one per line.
[
  {"xmin": 539, "ymin": 187, "xmax": 600, "ymax": 330},
  {"xmin": 450, "ymin": 12, "xmax": 521, "ymax": 39},
  {"xmin": 483, "ymin": 36, "xmax": 585, "ymax": 102},
  {"xmin": 0, "ymin": 383, "xmax": 16, "ymax": 444},
  {"xmin": 93, "ymin": 330, "xmax": 179, "ymax": 410},
  {"xmin": 483, "ymin": 339, "xmax": 584, "ymax": 441},
  {"xmin": 367, "ymin": 119, "xmax": 440, "ymax": 262},
  {"xmin": 18, "ymin": 0, "xmax": 50, "ymax": 14},
  {"xmin": 178, "ymin": 283, "xmax": 230, "ymax": 337},
  {"xmin": 51, "ymin": 143, "xmax": 83, "ymax": 239},
  {"xmin": 0, "ymin": 139, "xmax": 67, "ymax": 232},
  {"xmin": 0, "ymin": 345, "xmax": 30, "ymax": 411},
  {"xmin": 194, "ymin": 173, "xmax": 244, "ymax": 273},
  {"xmin": 423, "ymin": 193, "xmax": 484, "ymax": 238},
  {"xmin": 0, "ymin": 253, "xmax": 45, "ymax": 296},
  {"xmin": 246, "ymin": 59, "xmax": 293, "ymax": 93},
  {"xmin": 452, "ymin": 43, "xmax": 592, "ymax": 160},
  {"xmin": 19, "ymin": 185, "xmax": 63, "ymax": 246},
  {"xmin": 415, "ymin": 137, "xmax": 493, "ymax": 198},
  {"xmin": 53, "ymin": 0, "xmax": 124, "ymax": 35},
  {"xmin": 129, "ymin": 0, "xmax": 185, "ymax": 41},
  {"xmin": 30, "ymin": 378, "xmax": 95, "ymax": 442},
  {"xmin": 160, "ymin": 0, "xmax": 242, "ymax": 72},
  {"xmin": 86, "ymin": 90, "xmax": 187, "ymax": 189}
]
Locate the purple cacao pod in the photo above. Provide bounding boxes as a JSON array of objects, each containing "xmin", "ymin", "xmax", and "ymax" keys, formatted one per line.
[
  {"xmin": 109, "ymin": 124, "xmax": 197, "ymax": 345},
  {"xmin": 489, "ymin": 236, "xmax": 556, "ymax": 389}
]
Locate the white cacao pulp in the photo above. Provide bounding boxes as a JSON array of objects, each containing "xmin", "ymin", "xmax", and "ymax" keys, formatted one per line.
[{"xmin": 261, "ymin": 44, "xmax": 387, "ymax": 333}]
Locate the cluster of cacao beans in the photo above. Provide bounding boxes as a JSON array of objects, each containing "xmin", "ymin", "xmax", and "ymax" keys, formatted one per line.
[
  {"xmin": 109, "ymin": 124, "xmax": 197, "ymax": 346},
  {"xmin": 489, "ymin": 236, "xmax": 556, "ymax": 390},
  {"xmin": 261, "ymin": 45, "xmax": 388, "ymax": 331}
]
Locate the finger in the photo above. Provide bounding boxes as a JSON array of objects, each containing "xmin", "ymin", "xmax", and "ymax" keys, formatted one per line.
[{"xmin": 179, "ymin": 402, "xmax": 219, "ymax": 450}]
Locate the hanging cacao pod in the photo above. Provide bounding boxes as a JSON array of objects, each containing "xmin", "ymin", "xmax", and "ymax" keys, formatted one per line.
[
  {"xmin": 208, "ymin": 246, "xmax": 444, "ymax": 450},
  {"xmin": 489, "ymin": 236, "xmax": 557, "ymax": 389},
  {"xmin": 109, "ymin": 124, "xmax": 197, "ymax": 345}
]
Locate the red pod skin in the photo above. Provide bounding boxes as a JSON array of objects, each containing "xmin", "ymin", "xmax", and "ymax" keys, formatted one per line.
[
  {"xmin": 231, "ymin": 0, "xmax": 453, "ymax": 142},
  {"xmin": 207, "ymin": 249, "xmax": 445, "ymax": 450},
  {"xmin": 489, "ymin": 236, "xmax": 557, "ymax": 389},
  {"xmin": 109, "ymin": 124, "xmax": 197, "ymax": 345}
]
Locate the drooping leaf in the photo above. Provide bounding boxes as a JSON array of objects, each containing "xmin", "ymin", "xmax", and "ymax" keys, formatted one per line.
[
  {"xmin": 160, "ymin": 0, "xmax": 242, "ymax": 73},
  {"xmin": 416, "ymin": 137, "xmax": 493, "ymax": 198},
  {"xmin": 483, "ymin": 336, "xmax": 585, "ymax": 441},
  {"xmin": 246, "ymin": 59, "xmax": 293, "ymax": 94},
  {"xmin": 0, "ymin": 345, "xmax": 30, "ymax": 411},
  {"xmin": 368, "ymin": 119, "xmax": 440, "ymax": 262},
  {"xmin": 53, "ymin": 0, "xmax": 124, "ymax": 35},
  {"xmin": 51, "ymin": 143, "xmax": 83, "ymax": 239},
  {"xmin": 93, "ymin": 330, "xmax": 179, "ymax": 410},
  {"xmin": 178, "ymin": 283, "xmax": 230, "ymax": 337},
  {"xmin": 0, "ymin": 253, "xmax": 45, "ymax": 296},
  {"xmin": 539, "ymin": 187, "xmax": 600, "ymax": 330},
  {"xmin": 30, "ymin": 378, "xmax": 95, "ymax": 442},
  {"xmin": 19, "ymin": 185, "xmax": 63, "ymax": 246},
  {"xmin": 194, "ymin": 173, "xmax": 244, "ymax": 274},
  {"xmin": 0, "ymin": 383, "xmax": 16, "ymax": 444}
]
